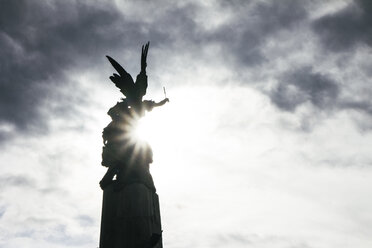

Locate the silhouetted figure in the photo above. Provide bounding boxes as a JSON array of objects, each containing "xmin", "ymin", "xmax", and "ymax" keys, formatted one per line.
[
  {"xmin": 107, "ymin": 42, "xmax": 162, "ymax": 109},
  {"xmin": 99, "ymin": 42, "xmax": 167, "ymax": 248}
]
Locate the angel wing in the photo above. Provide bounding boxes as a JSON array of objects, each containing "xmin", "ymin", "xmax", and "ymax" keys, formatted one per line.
[
  {"xmin": 135, "ymin": 42, "xmax": 149, "ymax": 98},
  {"xmin": 106, "ymin": 55, "xmax": 135, "ymax": 98},
  {"xmin": 106, "ymin": 42, "xmax": 150, "ymax": 101}
]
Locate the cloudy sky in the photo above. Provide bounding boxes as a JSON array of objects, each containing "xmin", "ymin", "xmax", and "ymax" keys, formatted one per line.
[{"xmin": 1, "ymin": 0, "xmax": 372, "ymax": 247}]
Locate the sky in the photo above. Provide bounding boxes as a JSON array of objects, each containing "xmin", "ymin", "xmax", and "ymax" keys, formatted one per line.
[{"xmin": 1, "ymin": 0, "xmax": 372, "ymax": 247}]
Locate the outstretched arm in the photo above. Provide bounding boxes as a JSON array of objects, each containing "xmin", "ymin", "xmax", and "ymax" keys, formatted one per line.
[
  {"xmin": 143, "ymin": 98, "xmax": 169, "ymax": 113},
  {"xmin": 153, "ymin": 98, "xmax": 169, "ymax": 107}
]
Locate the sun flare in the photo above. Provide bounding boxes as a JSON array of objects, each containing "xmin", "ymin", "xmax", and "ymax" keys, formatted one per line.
[
  {"xmin": 134, "ymin": 115, "xmax": 154, "ymax": 142},
  {"xmin": 132, "ymin": 109, "xmax": 169, "ymax": 149}
]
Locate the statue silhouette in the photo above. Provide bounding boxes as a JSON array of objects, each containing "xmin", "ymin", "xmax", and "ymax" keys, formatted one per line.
[{"xmin": 99, "ymin": 42, "xmax": 167, "ymax": 248}]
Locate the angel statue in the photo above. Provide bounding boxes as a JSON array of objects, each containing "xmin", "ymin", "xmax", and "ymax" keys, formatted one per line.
[
  {"xmin": 106, "ymin": 42, "xmax": 168, "ymax": 117},
  {"xmin": 99, "ymin": 42, "xmax": 167, "ymax": 248}
]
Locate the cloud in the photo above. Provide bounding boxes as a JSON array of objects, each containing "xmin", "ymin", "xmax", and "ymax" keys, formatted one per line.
[
  {"xmin": 3, "ymin": 0, "xmax": 370, "ymax": 141},
  {"xmin": 312, "ymin": 0, "xmax": 372, "ymax": 52},
  {"xmin": 216, "ymin": 232, "xmax": 312, "ymax": 248},
  {"xmin": 268, "ymin": 66, "xmax": 339, "ymax": 112},
  {"xmin": 0, "ymin": 1, "xmax": 112, "ymax": 137},
  {"xmin": 258, "ymin": 0, "xmax": 372, "ymax": 125},
  {"xmin": 267, "ymin": 64, "xmax": 372, "ymax": 130},
  {"xmin": 2, "ymin": 2, "xmax": 372, "ymax": 247},
  {"xmin": 0, "ymin": 174, "xmax": 35, "ymax": 190},
  {"xmin": 339, "ymin": 100, "xmax": 372, "ymax": 116},
  {"xmin": 0, "ymin": 0, "xmax": 312, "ymax": 142},
  {"xmin": 208, "ymin": 0, "xmax": 308, "ymax": 67},
  {"xmin": 0, "ymin": 0, "xmax": 171, "ymax": 141}
]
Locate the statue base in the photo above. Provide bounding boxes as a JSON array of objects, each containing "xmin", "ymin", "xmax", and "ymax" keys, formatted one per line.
[{"xmin": 99, "ymin": 182, "xmax": 162, "ymax": 248}]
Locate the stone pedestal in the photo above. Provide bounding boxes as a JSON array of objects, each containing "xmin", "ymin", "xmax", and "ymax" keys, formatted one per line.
[{"xmin": 99, "ymin": 182, "xmax": 162, "ymax": 248}]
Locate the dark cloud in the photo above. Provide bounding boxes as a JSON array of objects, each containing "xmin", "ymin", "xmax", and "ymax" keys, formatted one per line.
[
  {"xmin": 0, "ymin": 0, "xmax": 171, "ymax": 141},
  {"xmin": 312, "ymin": 0, "xmax": 372, "ymax": 52},
  {"xmin": 268, "ymin": 64, "xmax": 372, "ymax": 126},
  {"xmin": 8, "ymin": 0, "xmax": 368, "ymax": 140},
  {"xmin": 211, "ymin": 0, "xmax": 308, "ymax": 67},
  {"xmin": 339, "ymin": 100, "xmax": 372, "ymax": 115},
  {"xmin": 307, "ymin": 0, "xmax": 372, "ymax": 124},
  {"xmin": 0, "ymin": 1, "xmax": 116, "ymax": 138},
  {"xmin": 269, "ymin": 67, "xmax": 339, "ymax": 111},
  {"xmin": 0, "ymin": 0, "xmax": 311, "ymax": 142}
]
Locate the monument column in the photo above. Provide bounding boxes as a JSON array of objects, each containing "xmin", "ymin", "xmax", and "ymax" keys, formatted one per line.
[{"xmin": 98, "ymin": 42, "xmax": 167, "ymax": 248}]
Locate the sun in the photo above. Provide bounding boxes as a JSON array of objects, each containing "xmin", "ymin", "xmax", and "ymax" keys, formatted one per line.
[
  {"xmin": 125, "ymin": 87, "xmax": 215, "ymax": 189},
  {"xmin": 131, "ymin": 88, "xmax": 205, "ymax": 154},
  {"xmin": 134, "ymin": 114, "xmax": 155, "ymax": 142},
  {"xmin": 132, "ymin": 109, "xmax": 168, "ymax": 148}
]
